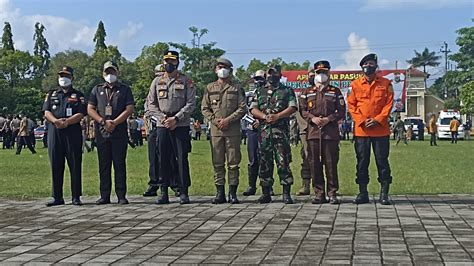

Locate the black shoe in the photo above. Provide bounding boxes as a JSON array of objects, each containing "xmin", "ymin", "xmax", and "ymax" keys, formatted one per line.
[
  {"xmin": 212, "ymin": 185, "xmax": 226, "ymax": 204},
  {"xmin": 379, "ymin": 183, "xmax": 391, "ymax": 205},
  {"xmin": 143, "ymin": 185, "xmax": 158, "ymax": 197},
  {"xmin": 270, "ymin": 187, "xmax": 275, "ymax": 196},
  {"xmin": 282, "ymin": 185, "xmax": 293, "ymax": 204},
  {"xmin": 72, "ymin": 198, "xmax": 83, "ymax": 206},
  {"xmin": 352, "ymin": 192, "xmax": 370, "ymax": 204},
  {"xmin": 329, "ymin": 195, "xmax": 340, "ymax": 205},
  {"xmin": 96, "ymin": 198, "xmax": 111, "ymax": 205},
  {"xmin": 258, "ymin": 186, "xmax": 272, "ymax": 204},
  {"xmin": 242, "ymin": 186, "xmax": 256, "ymax": 196},
  {"xmin": 312, "ymin": 196, "xmax": 329, "ymax": 204},
  {"xmin": 228, "ymin": 185, "xmax": 239, "ymax": 204},
  {"xmin": 46, "ymin": 198, "xmax": 65, "ymax": 207},
  {"xmin": 156, "ymin": 186, "xmax": 170, "ymax": 204},
  {"xmin": 118, "ymin": 198, "xmax": 129, "ymax": 205},
  {"xmin": 180, "ymin": 194, "xmax": 190, "ymax": 204}
]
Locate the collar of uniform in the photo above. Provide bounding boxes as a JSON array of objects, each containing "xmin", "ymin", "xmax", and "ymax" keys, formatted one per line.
[
  {"xmin": 56, "ymin": 87, "xmax": 74, "ymax": 95},
  {"xmin": 361, "ymin": 74, "xmax": 379, "ymax": 85},
  {"xmin": 103, "ymin": 82, "xmax": 121, "ymax": 90}
]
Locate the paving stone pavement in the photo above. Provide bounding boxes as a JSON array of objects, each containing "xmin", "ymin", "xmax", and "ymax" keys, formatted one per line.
[{"xmin": 0, "ymin": 194, "xmax": 473, "ymax": 265}]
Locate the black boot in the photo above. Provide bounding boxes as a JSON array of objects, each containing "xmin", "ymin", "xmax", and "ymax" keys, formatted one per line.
[
  {"xmin": 228, "ymin": 185, "xmax": 240, "ymax": 204},
  {"xmin": 243, "ymin": 167, "xmax": 257, "ymax": 196},
  {"xmin": 258, "ymin": 186, "xmax": 272, "ymax": 204},
  {"xmin": 143, "ymin": 185, "xmax": 158, "ymax": 197},
  {"xmin": 379, "ymin": 182, "xmax": 391, "ymax": 205},
  {"xmin": 353, "ymin": 183, "xmax": 369, "ymax": 204},
  {"xmin": 156, "ymin": 186, "xmax": 169, "ymax": 204},
  {"xmin": 179, "ymin": 187, "xmax": 190, "ymax": 204},
  {"xmin": 282, "ymin": 185, "xmax": 294, "ymax": 204},
  {"xmin": 46, "ymin": 198, "xmax": 65, "ymax": 207},
  {"xmin": 212, "ymin": 185, "xmax": 226, "ymax": 204}
]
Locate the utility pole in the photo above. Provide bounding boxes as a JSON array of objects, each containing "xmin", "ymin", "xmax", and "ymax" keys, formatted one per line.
[{"xmin": 440, "ymin": 42, "xmax": 451, "ymax": 99}]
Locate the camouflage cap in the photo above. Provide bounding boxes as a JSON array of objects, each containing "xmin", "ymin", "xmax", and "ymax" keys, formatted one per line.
[
  {"xmin": 267, "ymin": 64, "xmax": 282, "ymax": 74},
  {"xmin": 217, "ymin": 57, "xmax": 233, "ymax": 68},
  {"xmin": 103, "ymin": 61, "xmax": 119, "ymax": 71}
]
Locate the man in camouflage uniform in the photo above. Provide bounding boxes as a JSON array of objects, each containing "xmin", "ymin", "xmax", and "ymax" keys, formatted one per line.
[
  {"xmin": 202, "ymin": 58, "xmax": 246, "ymax": 204},
  {"xmin": 295, "ymin": 68, "xmax": 314, "ymax": 196},
  {"xmin": 250, "ymin": 65, "xmax": 297, "ymax": 204}
]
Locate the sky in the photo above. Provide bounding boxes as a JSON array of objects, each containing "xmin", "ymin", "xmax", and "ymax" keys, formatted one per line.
[{"xmin": 1, "ymin": 0, "xmax": 473, "ymax": 82}]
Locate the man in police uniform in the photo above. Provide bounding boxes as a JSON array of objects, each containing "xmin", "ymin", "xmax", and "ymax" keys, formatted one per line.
[
  {"xmin": 43, "ymin": 66, "xmax": 86, "ymax": 206},
  {"xmin": 88, "ymin": 61, "xmax": 135, "ymax": 205},
  {"xmin": 300, "ymin": 61, "xmax": 345, "ymax": 204},
  {"xmin": 250, "ymin": 65, "xmax": 297, "ymax": 204},
  {"xmin": 143, "ymin": 64, "xmax": 166, "ymax": 197},
  {"xmin": 295, "ymin": 68, "xmax": 314, "ymax": 196},
  {"xmin": 147, "ymin": 51, "xmax": 196, "ymax": 204},
  {"xmin": 202, "ymin": 58, "xmax": 246, "ymax": 204},
  {"xmin": 242, "ymin": 70, "xmax": 264, "ymax": 196},
  {"xmin": 347, "ymin": 54, "xmax": 394, "ymax": 205}
]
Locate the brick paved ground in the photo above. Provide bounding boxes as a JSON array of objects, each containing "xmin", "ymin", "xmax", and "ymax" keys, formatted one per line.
[{"xmin": 0, "ymin": 195, "xmax": 473, "ymax": 265}]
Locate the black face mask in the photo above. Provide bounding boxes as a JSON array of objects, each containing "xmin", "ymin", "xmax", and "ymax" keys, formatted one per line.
[
  {"xmin": 362, "ymin": 65, "xmax": 377, "ymax": 76},
  {"xmin": 308, "ymin": 76, "xmax": 315, "ymax": 86},
  {"xmin": 254, "ymin": 77, "xmax": 266, "ymax": 87},
  {"xmin": 165, "ymin": 63, "xmax": 177, "ymax": 73},
  {"xmin": 267, "ymin": 75, "xmax": 280, "ymax": 86}
]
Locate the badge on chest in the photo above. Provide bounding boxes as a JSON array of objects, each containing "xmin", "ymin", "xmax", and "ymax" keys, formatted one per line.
[{"xmin": 105, "ymin": 105, "xmax": 113, "ymax": 116}]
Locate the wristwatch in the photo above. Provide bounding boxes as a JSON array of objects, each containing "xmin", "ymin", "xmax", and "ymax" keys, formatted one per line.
[
  {"xmin": 262, "ymin": 115, "xmax": 267, "ymax": 120},
  {"xmin": 100, "ymin": 119, "xmax": 105, "ymax": 126}
]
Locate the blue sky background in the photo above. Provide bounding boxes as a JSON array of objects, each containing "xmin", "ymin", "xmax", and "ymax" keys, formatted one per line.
[{"xmin": 1, "ymin": 0, "xmax": 472, "ymax": 82}]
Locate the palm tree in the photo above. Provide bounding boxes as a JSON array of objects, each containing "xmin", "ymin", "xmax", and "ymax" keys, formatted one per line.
[{"xmin": 407, "ymin": 47, "xmax": 441, "ymax": 88}]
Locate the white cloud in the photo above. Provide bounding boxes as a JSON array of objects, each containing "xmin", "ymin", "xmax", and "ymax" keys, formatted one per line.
[
  {"xmin": 359, "ymin": 0, "xmax": 472, "ymax": 11},
  {"xmin": 335, "ymin": 33, "xmax": 371, "ymax": 70},
  {"xmin": 118, "ymin": 21, "xmax": 143, "ymax": 43},
  {"xmin": 0, "ymin": 0, "xmax": 141, "ymax": 57}
]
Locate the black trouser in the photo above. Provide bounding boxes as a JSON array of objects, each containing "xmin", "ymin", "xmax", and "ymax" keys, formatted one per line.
[
  {"xmin": 354, "ymin": 136, "xmax": 392, "ymax": 185},
  {"xmin": 11, "ymin": 130, "xmax": 18, "ymax": 148},
  {"xmin": 96, "ymin": 136, "xmax": 128, "ymax": 199},
  {"xmin": 137, "ymin": 130, "xmax": 143, "ymax": 146},
  {"xmin": 430, "ymin": 133, "xmax": 437, "ymax": 146},
  {"xmin": 418, "ymin": 130, "xmax": 424, "ymax": 141},
  {"xmin": 2, "ymin": 131, "xmax": 11, "ymax": 149},
  {"xmin": 16, "ymin": 136, "xmax": 35, "ymax": 154},
  {"xmin": 157, "ymin": 126, "xmax": 191, "ymax": 188},
  {"xmin": 147, "ymin": 129, "xmax": 159, "ymax": 186},
  {"xmin": 48, "ymin": 127, "xmax": 82, "ymax": 200},
  {"xmin": 29, "ymin": 133, "xmax": 36, "ymax": 148},
  {"xmin": 247, "ymin": 130, "xmax": 259, "ymax": 187},
  {"xmin": 451, "ymin": 131, "xmax": 458, "ymax": 144}
]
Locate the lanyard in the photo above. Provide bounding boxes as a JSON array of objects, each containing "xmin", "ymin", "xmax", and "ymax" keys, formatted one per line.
[{"xmin": 105, "ymin": 87, "xmax": 115, "ymax": 106}]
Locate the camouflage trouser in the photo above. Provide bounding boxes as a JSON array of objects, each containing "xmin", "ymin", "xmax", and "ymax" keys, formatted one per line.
[
  {"xmin": 259, "ymin": 131, "xmax": 294, "ymax": 187},
  {"xmin": 300, "ymin": 134, "xmax": 311, "ymax": 180}
]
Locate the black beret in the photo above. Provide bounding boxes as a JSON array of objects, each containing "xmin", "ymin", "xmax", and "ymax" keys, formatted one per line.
[{"xmin": 359, "ymin": 53, "xmax": 378, "ymax": 67}]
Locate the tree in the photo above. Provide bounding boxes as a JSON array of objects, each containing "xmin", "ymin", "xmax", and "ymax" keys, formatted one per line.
[
  {"xmin": 1, "ymin": 22, "xmax": 14, "ymax": 51},
  {"xmin": 407, "ymin": 47, "xmax": 441, "ymax": 87},
  {"xmin": 451, "ymin": 26, "xmax": 474, "ymax": 113},
  {"xmin": 189, "ymin": 26, "xmax": 209, "ymax": 48},
  {"xmin": 93, "ymin": 21, "xmax": 107, "ymax": 53},
  {"xmin": 33, "ymin": 22, "xmax": 51, "ymax": 78},
  {"xmin": 133, "ymin": 42, "xmax": 169, "ymax": 113}
]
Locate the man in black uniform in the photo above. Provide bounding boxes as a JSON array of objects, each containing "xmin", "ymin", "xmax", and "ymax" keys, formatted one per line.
[
  {"xmin": 87, "ymin": 61, "xmax": 135, "ymax": 205},
  {"xmin": 43, "ymin": 66, "xmax": 86, "ymax": 206}
]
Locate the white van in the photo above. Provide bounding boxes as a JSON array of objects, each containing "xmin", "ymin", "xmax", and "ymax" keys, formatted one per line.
[
  {"xmin": 437, "ymin": 110, "xmax": 464, "ymax": 139},
  {"xmin": 403, "ymin": 117, "xmax": 424, "ymax": 139}
]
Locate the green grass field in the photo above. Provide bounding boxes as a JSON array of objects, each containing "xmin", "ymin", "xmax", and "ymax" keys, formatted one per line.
[{"xmin": 0, "ymin": 138, "xmax": 473, "ymax": 199}]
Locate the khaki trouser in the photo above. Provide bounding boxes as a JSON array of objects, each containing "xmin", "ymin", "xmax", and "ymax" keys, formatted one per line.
[{"xmin": 211, "ymin": 135, "xmax": 241, "ymax": 186}]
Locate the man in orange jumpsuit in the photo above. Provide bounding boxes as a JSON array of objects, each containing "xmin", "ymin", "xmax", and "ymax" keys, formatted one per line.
[{"xmin": 347, "ymin": 53, "xmax": 394, "ymax": 205}]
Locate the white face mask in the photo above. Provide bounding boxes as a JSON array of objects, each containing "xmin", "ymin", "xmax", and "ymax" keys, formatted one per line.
[
  {"xmin": 217, "ymin": 68, "xmax": 230, "ymax": 79},
  {"xmin": 315, "ymin": 73, "xmax": 329, "ymax": 84},
  {"xmin": 104, "ymin": 74, "xmax": 117, "ymax": 83},
  {"xmin": 58, "ymin": 77, "xmax": 72, "ymax": 87}
]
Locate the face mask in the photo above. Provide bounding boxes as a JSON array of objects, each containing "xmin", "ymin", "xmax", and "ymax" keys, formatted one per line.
[
  {"xmin": 104, "ymin": 74, "xmax": 117, "ymax": 83},
  {"xmin": 165, "ymin": 63, "xmax": 177, "ymax": 73},
  {"xmin": 58, "ymin": 77, "xmax": 72, "ymax": 87},
  {"xmin": 254, "ymin": 77, "xmax": 266, "ymax": 87},
  {"xmin": 308, "ymin": 76, "xmax": 315, "ymax": 86},
  {"xmin": 315, "ymin": 73, "xmax": 328, "ymax": 84},
  {"xmin": 217, "ymin": 68, "xmax": 230, "ymax": 79},
  {"xmin": 362, "ymin": 65, "xmax": 377, "ymax": 75},
  {"xmin": 267, "ymin": 75, "xmax": 280, "ymax": 86}
]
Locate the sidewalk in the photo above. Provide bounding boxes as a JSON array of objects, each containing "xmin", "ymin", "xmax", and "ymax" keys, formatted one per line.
[{"xmin": 0, "ymin": 195, "xmax": 473, "ymax": 265}]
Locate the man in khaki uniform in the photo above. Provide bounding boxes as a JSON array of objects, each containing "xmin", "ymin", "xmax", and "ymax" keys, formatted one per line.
[
  {"xmin": 202, "ymin": 58, "xmax": 247, "ymax": 204},
  {"xmin": 296, "ymin": 68, "xmax": 314, "ymax": 195}
]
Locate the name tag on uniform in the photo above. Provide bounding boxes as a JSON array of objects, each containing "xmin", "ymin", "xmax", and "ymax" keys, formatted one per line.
[
  {"xmin": 324, "ymin": 93, "xmax": 336, "ymax": 97},
  {"xmin": 105, "ymin": 105, "xmax": 113, "ymax": 116},
  {"xmin": 66, "ymin": 108, "xmax": 72, "ymax": 117}
]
